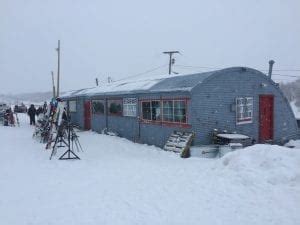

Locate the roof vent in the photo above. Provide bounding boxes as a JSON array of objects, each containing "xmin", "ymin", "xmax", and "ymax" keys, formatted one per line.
[{"xmin": 268, "ymin": 60, "xmax": 275, "ymax": 79}]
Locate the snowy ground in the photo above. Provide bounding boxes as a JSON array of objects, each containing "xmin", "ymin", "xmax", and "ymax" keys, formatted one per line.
[{"xmin": 0, "ymin": 114, "xmax": 300, "ymax": 225}]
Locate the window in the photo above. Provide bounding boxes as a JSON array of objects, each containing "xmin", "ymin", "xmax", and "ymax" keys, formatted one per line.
[
  {"xmin": 141, "ymin": 100, "xmax": 161, "ymax": 121},
  {"xmin": 162, "ymin": 100, "xmax": 187, "ymax": 123},
  {"xmin": 123, "ymin": 98, "xmax": 137, "ymax": 117},
  {"xmin": 92, "ymin": 100, "xmax": 105, "ymax": 114},
  {"xmin": 108, "ymin": 99, "xmax": 122, "ymax": 116},
  {"xmin": 151, "ymin": 101, "xmax": 161, "ymax": 120},
  {"xmin": 141, "ymin": 99, "xmax": 187, "ymax": 124},
  {"xmin": 142, "ymin": 101, "xmax": 151, "ymax": 120},
  {"xmin": 162, "ymin": 100, "xmax": 173, "ymax": 122},
  {"xmin": 236, "ymin": 97, "xmax": 253, "ymax": 124},
  {"xmin": 174, "ymin": 100, "xmax": 187, "ymax": 123},
  {"xmin": 69, "ymin": 101, "xmax": 76, "ymax": 112}
]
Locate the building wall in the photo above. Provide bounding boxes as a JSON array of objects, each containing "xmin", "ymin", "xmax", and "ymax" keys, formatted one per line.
[
  {"xmin": 91, "ymin": 114, "xmax": 106, "ymax": 133},
  {"xmin": 137, "ymin": 92, "xmax": 192, "ymax": 147},
  {"xmin": 68, "ymin": 97, "xmax": 85, "ymax": 129},
  {"xmin": 88, "ymin": 92, "xmax": 191, "ymax": 147},
  {"xmin": 190, "ymin": 68, "xmax": 299, "ymax": 145},
  {"xmin": 90, "ymin": 95, "xmax": 139, "ymax": 140},
  {"xmin": 64, "ymin": 68, "xmax": 299, "ymax": 148}
]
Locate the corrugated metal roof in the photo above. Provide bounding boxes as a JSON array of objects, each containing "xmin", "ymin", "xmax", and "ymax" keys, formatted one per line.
[
  {"xmin": 61, "ymin": 71, "xmax": 216, "ymax": 98},
  {"xmin": 60, "ymin": 88, "xmax": 94, "ymax": 98},
  {"xmin": 61, "ymin": 67, "xmax": 267, "ymax": 98},
  {"xmin": 149, "ymin": 71, "xmax": 215, "ymax": 92}
]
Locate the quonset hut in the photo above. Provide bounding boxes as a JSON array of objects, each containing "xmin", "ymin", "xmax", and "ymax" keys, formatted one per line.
[{"xmin": 61, "ymin": 67, "xmax": 299, "ymax": 147}]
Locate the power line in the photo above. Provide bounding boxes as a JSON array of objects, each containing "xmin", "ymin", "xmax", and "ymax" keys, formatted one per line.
[
  {"xmin": 177, "ymin": 64, "xmax": 300, "ymax": 73},
  {"xmin": 260, "ymin": 69, "xmax": 300, "ymax": 72},
  {"xmin": 272, "ymin": 74, "xmax": 300, "ymax": 78},
  {"xmin": 106, "ymin": 63, "xmax": 300, "ymax": 84},
  {"xmin": 114, "ymin": 64, "xmax": 168, "ymax": 82},
  {"xmin": 174, "ymin": 65, "xmax": 300, "ymax": 78},
  {"xmin": 176, "ymin": 65, "xmax": 222, "ymax": 70}
]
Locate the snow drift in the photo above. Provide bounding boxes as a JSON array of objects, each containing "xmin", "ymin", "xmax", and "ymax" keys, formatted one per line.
[
  {"xmin": 220, "ymin": 145, "xmax": 300, "ymax": 186},
  {"xmin": 0, "ymin": 114, "xmax": 299, "ymax": 225}
]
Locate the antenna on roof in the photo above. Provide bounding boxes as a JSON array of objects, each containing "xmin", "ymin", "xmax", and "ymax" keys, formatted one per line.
[{"xmin": 163, "ymin": 51, "xmax": 180, "ymax": 75}]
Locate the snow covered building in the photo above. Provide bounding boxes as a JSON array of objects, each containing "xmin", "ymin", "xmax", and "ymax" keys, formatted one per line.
[{"xmin": 61, "ymin": 67, "xmax": 299, "ymax": 147}]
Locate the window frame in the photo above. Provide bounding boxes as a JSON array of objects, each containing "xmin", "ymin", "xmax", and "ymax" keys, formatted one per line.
[
  {"xmin": 236, "ymin": 97, "xmax": 253, "ymax": 125},
  {"xmin": 108, "ymin": 99, "xmax": 123, "ymax": 116},
  {"xmin": 162, "ymin": 99, "xmax": 187, "ymax": 124},
  {"xmin": 92, "ymin": 99, "xmax": 105, "ymax": 115},
  {"xmin": 69, "ymin": 100, "xmax": 77, "ymax": 113},
  {"xmin": 140, "ymin": 100, "xmax": 161, "ymax": 122},
  {"xmin": 140, "ymin": 98, "xmax": 189, "ymax": 126},
  {"xmin": 123, "ymin": 98, "xmax": 137, "ymax": 117}
]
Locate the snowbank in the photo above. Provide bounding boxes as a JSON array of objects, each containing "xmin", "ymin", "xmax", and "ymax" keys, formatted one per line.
[
  {"xmin": 285, "ymin": 139, "xmax": 300, "ymax": 148},
  {"xmin": 219, "ymin": 144, "xmax": 300, "ymax": 186},
  {"xmin": 0, "ymin": 115, "xmax": 300, "ymax": 225}
]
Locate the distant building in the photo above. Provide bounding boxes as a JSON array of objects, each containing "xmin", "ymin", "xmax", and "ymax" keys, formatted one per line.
[{"xmin": 61, "ymin": 67, "xmax": 299, "ymax": 147}]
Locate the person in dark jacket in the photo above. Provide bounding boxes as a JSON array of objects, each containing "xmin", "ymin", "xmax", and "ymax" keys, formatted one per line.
[
  {"xmin": 36, "ymin": 106, "xmax": 43, "ymax": 117},
  {"xmin": 3, "ymin": 109, "xmax": 10, "ymax": 126},
  {"xmin": 42, "ymin": 102, "xmax": 48, "ymax": 114},
  {"xmin": 28, "ymin": 104, "xmax": 36, "ymax": 125}
]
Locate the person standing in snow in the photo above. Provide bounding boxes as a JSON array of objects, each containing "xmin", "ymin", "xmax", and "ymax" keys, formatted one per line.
[
  {"xmin": 3, "ymin": 108, "xmax": 10, "ymax": 126},
  {"xmin": 42, "ymin": 101, "xmax": 47, "ymax": 114},
  {"xmin": 28, "ymin": 104, "xmax": 36, "ymax": 125},
  {"xmin": 36, "ymin": 106, "xmax": 43, "ymax": 117}
]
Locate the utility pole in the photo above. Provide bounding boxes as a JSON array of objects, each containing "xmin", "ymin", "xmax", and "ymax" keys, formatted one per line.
[
  {"xmin": 56, "ymin": 40, "xmax": 61, "ymax": 97},
  {"xmin": 51, "ymin": 71, "xmax": 56, "ymax": 98},
  {"xmin": 163, "ymin": 51, "xmax": 180, "ymax": 75}
]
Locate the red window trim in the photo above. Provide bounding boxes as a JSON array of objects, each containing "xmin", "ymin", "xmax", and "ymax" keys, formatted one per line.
[
  {"xmin": 140, "ymin": 99, "xmax": 161, "ymax": 121},
  {"xmin": 161, "ymin": 99, "xmax": 188, "ymax": 124},
  {"xmin": 237, "ymin": 118, "xmax": 252, "ymax": 122},
  {"xmin": 91, "ymin": 99, "xmax": 105, "ymax": 115},
  {"xmin": 107, "ymin": 98, "xmax": 123, "ymax": 117},
  {"xmin": 139, "ymin": 98, "xmax": 190, "ymax": 127}
]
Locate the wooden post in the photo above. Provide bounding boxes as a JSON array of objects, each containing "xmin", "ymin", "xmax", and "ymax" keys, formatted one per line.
[
  {"xmin": 163, "ymin": 51, "xmax": 180, "ymax": 75},
  {"xmin": 56, "ymin": 40, "xmax": 60, "ymax": 97}
]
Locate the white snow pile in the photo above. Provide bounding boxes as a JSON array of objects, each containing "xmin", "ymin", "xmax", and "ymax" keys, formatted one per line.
[
  {"xmin": 290, "ymin": 101, "xmax": 300, "ymax": 119},
  {"xmin": 0, "ymin": 114, "xmax": 300, "ymax": 225},
  {"xmin": 285, "ymin": 139, "xmax": 300, "ymax": 148},
  {"xmin": 218, "ymin": 144, "xmax": 300, "ymax": 186}
]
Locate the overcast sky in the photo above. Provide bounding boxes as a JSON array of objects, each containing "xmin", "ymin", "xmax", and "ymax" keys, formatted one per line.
[{"xmin": 1, "ymin": 0, "xmax": 299, "ymax": 94}]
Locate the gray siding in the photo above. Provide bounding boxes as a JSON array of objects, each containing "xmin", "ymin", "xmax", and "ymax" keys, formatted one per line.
[
  {"xmin": 88, "ymin": 92, "xmax": 191, "ymax": 147},
  {"xmin": 64, "ymin": 67, "xmax": 299, "ymax": 148},
  {"xmin": 190, "ymin": 68, "xmax": 299, "ymax": 145},
  {"xmin": 68, "ymin": 97, "xmax": 85, "ymax": 129},
  {"xmin": 91, "ymin": 114, "xmax": 106, "ymax": 133},
  {"xmin": 137, "ymin": 92, "xmax": 191, "ymax": 147}
]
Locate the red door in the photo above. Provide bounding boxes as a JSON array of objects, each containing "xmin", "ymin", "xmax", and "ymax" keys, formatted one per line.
[
  {"xmin": 84, "ymin": 101, "xmax": 91, "ymax": 130},
  {"xmin": 259, "ymin": 95, "xmax": 274, "ymax": 142}
]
